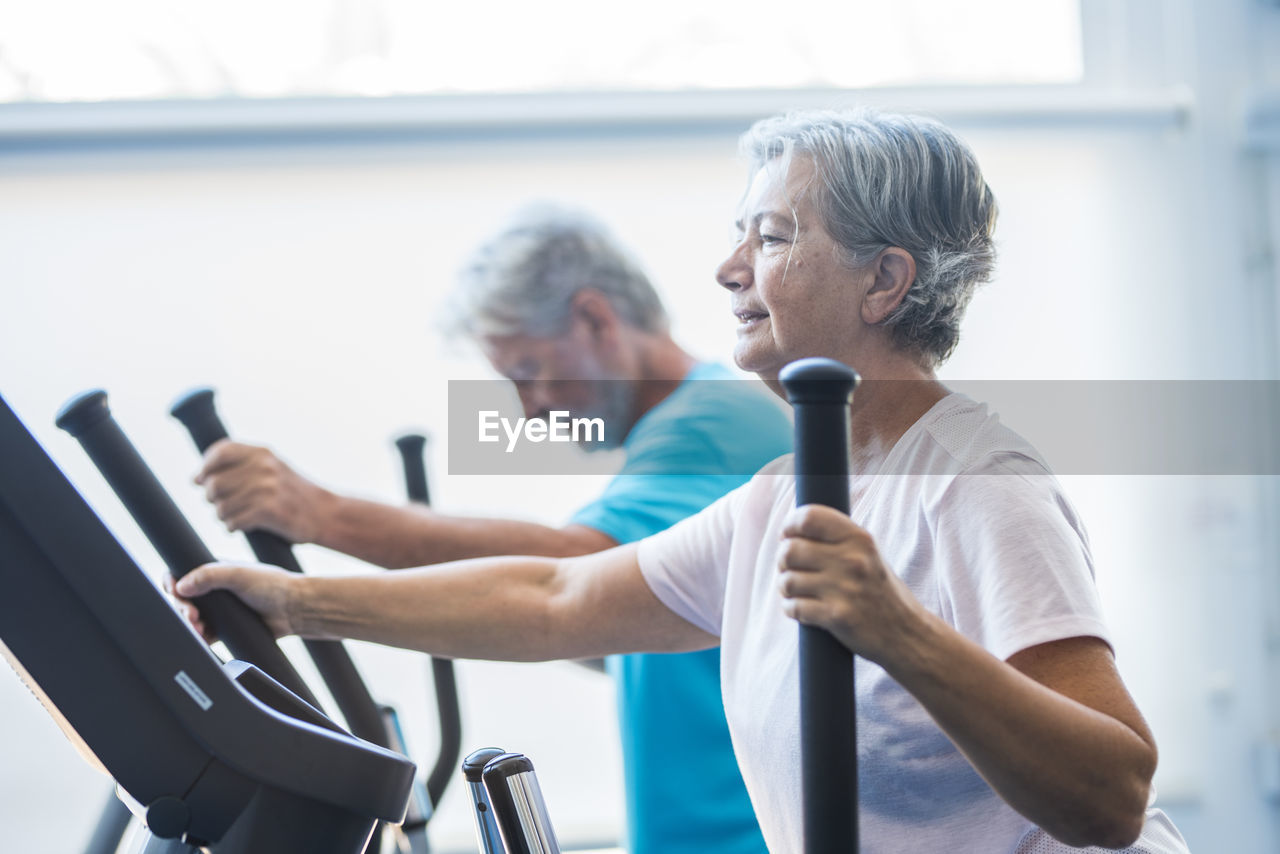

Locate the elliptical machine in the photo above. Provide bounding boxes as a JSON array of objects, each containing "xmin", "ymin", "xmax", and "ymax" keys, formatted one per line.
[
  {"xmin": 0, "ymin": 391, "xmax": 416, "ymax": 854},
  {"xmin": 51, "ymin": 388, "xmax": 462, "ymax": 853}
]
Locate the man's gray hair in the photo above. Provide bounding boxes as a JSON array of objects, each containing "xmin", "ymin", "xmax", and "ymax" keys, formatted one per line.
[
  {"xmin": 740, "ymin": 108, "xmax": 998, "ymax": 366},
  {"xmin": 444, "ymin": 204, "xmax": 669, "ymax": 340}
]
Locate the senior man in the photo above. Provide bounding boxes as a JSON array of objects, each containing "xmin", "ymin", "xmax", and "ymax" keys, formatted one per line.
[{"xmin": 194, "ymin": 205, "xmax": 791, "ymax": 854}]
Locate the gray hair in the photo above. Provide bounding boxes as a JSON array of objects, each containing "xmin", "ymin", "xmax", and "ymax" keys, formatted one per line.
[
  {"xmin": 444, "ymin": 204, "xmax": 668, "ymax": 340},
  {"xmin": 740, "ymin": 108, "xmax": 998, "ymax": 366}
]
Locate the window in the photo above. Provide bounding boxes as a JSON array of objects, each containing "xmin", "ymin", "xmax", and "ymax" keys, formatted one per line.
[{"xmin": 0, "ymin": 0, "xmax": 1082, "ymax": 103}]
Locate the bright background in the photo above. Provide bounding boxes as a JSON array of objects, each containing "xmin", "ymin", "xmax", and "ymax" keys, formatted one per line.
[{"xmin": 1, "ymin": 0, "xmax": 1279, "ymax": 851}]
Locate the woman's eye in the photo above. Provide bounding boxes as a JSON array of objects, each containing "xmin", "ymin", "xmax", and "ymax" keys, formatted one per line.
[{"xmin": 760, "ymin": 233, "xmax": 787, "ymax": 245}]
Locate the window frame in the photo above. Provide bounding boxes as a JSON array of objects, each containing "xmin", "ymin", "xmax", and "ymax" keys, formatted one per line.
[{"xmin": 0, "ymin": 0, "xmax": 1198, "ymax": 151}]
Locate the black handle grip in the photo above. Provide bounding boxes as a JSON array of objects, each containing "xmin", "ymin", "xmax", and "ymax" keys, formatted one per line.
[
  {"xmin": 462, "ymin": 747, "xmax": 507, "ymax": 783},
  {"xmin": 394, "ymin": 434, "xmax": 430, "ymax": 505},
  {"xmin": 168, "ymin": 388, "xmax": 224, "ymax": 455},
  {"xmin": 171, "ymin": 388, "xmax": 308, "ymax": 570},
  {"xmin": 169, "ymin": 388, "xmax": 390, "ymax": 750},
  {"xmin": 779, "ymin": 358, "xmax": 860, "ymax": 854},
  {"xmin": 394, "ymin": 432, "xmax": 462, "ymax": 810},
  {"xmin": 55, "ymin": 389, "xmax": 321, "ymax": 710}
]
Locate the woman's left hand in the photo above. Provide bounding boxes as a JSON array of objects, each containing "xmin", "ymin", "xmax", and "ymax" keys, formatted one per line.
[{"xmin": 777, "ymin": 504, "xmax": 930, "ymax": 664}]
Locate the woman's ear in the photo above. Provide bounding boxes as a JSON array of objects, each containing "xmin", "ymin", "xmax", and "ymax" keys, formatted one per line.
[{"xmin": 861, "ymin": 248, "xmax": 917, "ymax": 325}]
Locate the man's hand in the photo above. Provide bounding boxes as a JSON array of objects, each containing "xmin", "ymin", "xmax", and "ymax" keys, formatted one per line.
[
  {"xmin": 169, "ymin": 561, "xmax": 303, "ymax": 642},
  {"xmin": 196, "ymin": 440, "xmax": 332, "ymax": 543}
]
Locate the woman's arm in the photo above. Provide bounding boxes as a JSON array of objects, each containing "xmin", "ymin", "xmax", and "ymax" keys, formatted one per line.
[
  {"xmin": 778, "ymin": 504, "xmax": 1156, "ymax": 849},
  {"xmin": 174, "ymin": 542, "xmax": 717, "ymax": 662},
  {"xmin": 889, "ymin": 627, "xmax": 1154, "ymax": 848}
]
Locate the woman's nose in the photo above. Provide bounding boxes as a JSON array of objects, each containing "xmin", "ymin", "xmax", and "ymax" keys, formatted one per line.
[{"xmin": 715, "ymin": 241, "xmax": 751, "ymax": 292}]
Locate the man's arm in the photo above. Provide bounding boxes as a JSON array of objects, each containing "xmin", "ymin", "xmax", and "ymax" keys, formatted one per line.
[
  {"xmin": 320, "ymin": 500, "xmax": 617, "ymax": 567},
  {"xmin": 197, "ymin": 440, "xmax": 616, "ymax": 567},
  {"xmin": 174, "ymin": 543, "xmax": 716, "ymax": 661}
]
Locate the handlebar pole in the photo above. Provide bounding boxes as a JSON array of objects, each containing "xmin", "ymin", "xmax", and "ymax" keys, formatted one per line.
[
  {"xmin": 55, "ymin": 390, "xmax": 321, "ymax": 710},
  {"xmin": 393, "ymin": 433, "xmax": 462, "ymax": 810},
  {"xmin": 170, "ymin": 388, "xmax": 392, "ymax": 854},
  {"xmin": 168, "ymin": 388, "xmax": 390, "ymax": 750},
  {"xmin": 779, "ymin": 358, "xmax": 860, "ymax": 854}
]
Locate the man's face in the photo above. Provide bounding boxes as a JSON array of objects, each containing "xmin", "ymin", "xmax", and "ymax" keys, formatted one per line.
[{"xmin": 479, "ymin": 330, "xmax": 635, "ymax": 448}]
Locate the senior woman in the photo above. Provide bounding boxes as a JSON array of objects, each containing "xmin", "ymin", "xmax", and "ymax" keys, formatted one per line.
[{"xmin": 175, "ymin": 109, "xmax": 1188, "ymax": 853}]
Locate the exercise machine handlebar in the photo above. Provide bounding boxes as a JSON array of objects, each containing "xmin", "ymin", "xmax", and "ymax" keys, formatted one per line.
[
  {"xmin": 3, "ymin": 392, "xmax": 414, "ymax": 853},
  {"xmin": 168, "ymin": 388, "xmax": 389, "ymax": 751},
  {"xmin": 393, "ymin": 434, "xmax": 430, "ymax": 505},
  {"xmin": 481, "ymin": 752, "xmax": 562, "ymax": 854},
  {"xmin": 393, "ymin": 432, "xmax": 463, "ymax": 811},
  {"xmin": 779, "ymin": 357, "xmax": 860, "ymax": 854},
  {"xmin": 55, "ymin": 390, "xmax": 321, "ymax": 711},
  {"xmin": 462, "ymin": 747, "xmax": 507, "ymax": 854},
  {"xmin": 170, "ymin": 388, "xmax": 396, "ymax": 854}
]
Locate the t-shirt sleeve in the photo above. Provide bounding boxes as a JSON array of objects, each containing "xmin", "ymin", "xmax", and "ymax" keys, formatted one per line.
[
  {"xmin": 635, "ymin": 480, "xmax": 748, "ymax": 638},
  {"xmin": 933, "ymin": 453, "xmax": 1111, "ymax": 661},
  {"xmin": 570, "ymin": 387, "xmax": 789, "ymax": 544},
  {"xmin": 571, "ymin": 470, "xmax": 749, "ymax": 546}
]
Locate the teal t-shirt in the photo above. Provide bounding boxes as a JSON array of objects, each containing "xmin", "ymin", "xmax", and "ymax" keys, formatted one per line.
[{"xmin": 571, "ymin": 363, "xmax": 791, "ymax": 854}]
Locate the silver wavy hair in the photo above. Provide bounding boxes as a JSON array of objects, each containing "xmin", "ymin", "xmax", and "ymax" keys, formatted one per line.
[
  {"xmin": 444, "ymin": 203, "xmax": 668, "ymax": 340},
  {"xmin": 740, "ymin": 108, "xmax": 998, "ymax": 366}
]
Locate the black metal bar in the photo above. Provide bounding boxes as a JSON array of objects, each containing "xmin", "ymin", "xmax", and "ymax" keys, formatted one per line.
[
  {"xmin": 168, "ymin": 388, "xmax": 389, "ymax": 748},
  {"xmin": 55, "ymin": 390, "xmax": 322, "ymax": 710},
  {"xmin": 7, "ymin": 393, "xmax": 414, "ymax": 854},
  {"xmin": 394, "ymin": 434, "xmax": 430, "ymax": 505},
  {"xmin": 169, "ymin": 388, "xmax": 390, "ymax": 854},
  {"xmin": 394, "ymin": 432, "xmax": 463, "ymax": 810},
  {"xmin": 779, "ymin": 357, "xmax": 860, "ymax": 854}
]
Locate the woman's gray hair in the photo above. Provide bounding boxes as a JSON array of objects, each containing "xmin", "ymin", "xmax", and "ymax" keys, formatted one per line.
[
  {"xmin": 740, "ymin": 108, "xmax": 998, "ymax": 366},
  {"xmin": 444, "ymin": 204, "xmax": 668, "ymax": 340}
]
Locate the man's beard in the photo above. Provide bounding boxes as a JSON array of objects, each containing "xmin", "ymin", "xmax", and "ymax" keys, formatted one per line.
[{"xmin": 540, "ymin": 380, "xmax": 635, "ymax": 452}]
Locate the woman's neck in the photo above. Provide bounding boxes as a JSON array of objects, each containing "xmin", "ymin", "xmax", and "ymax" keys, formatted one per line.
[{"xmin": 846, "ymin": 354, "xmax": 949, "ymax": 474}]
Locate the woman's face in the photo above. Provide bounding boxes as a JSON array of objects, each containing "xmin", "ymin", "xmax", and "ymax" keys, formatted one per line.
[{"xmin": 715, "ymin": 156, "xmax": 868, "ymax": 386}]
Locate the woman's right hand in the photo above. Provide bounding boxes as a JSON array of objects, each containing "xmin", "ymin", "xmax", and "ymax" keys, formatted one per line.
[{"xmin": 167, "ymin": 561, "xmax": 303, "ymax": 642}]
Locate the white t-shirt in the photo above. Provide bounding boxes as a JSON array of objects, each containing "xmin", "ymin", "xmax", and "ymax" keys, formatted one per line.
[{"xmin": 637, "ymin": 393, "xmax": 1188, "ymax": 854}]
